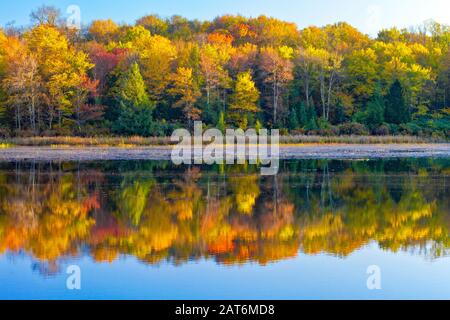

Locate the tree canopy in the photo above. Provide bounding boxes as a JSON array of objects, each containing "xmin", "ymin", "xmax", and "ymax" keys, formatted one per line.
[{"xmin": 0, "ymin": 8, "xmax": 449, "ymax": 138}]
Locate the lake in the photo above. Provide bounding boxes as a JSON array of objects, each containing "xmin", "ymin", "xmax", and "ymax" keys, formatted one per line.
[{"xmin": 0, "ymin": 158, "xmax": 449, "ymax": 300}]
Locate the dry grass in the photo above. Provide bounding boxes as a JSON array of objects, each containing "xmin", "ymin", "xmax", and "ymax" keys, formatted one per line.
[
  {"xmin": 279, "ymin": 135, "xmax": 447, "ymax": 144},
  {"xmin": 0, "ymin": 136, "xmax": 172, "ymax": 147},
  {"xmin": 0, "ymin": 135, "xmax": 447, "ymax": 148}
]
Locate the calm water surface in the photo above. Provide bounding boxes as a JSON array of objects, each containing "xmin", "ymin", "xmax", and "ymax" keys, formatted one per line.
[{"xmin": 0, "ymin": 158, "xmax": 449, "ymax": 299}]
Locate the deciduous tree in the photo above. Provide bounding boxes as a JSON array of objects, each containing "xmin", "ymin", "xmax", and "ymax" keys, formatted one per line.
[
  {"xmin": 259, "ymin": 46, "xmax": 294, "ymax": 125},
  {"xmin": 168, "ymin": 67, "xmax": 202, "ymax": 124},
  {"xmin": 229, "ymin": 71, "xmax": 260, "ymax": 129}
]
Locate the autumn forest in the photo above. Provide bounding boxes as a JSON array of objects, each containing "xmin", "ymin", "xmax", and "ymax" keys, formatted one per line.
[{"xmin": 0, "ymin": 6, "xmax": 449, "ymax": 139}]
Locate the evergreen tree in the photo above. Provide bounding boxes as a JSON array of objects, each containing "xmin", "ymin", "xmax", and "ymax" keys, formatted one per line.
[
  {"xmin": 365, "ymin": 84, "xmax": 385, "ymax": 130},
  {"xmin": 298, "ymin": 103, "xmax": 308, "ymax": 128},
  {"xmin": 112, "ymin": 63, "xmax": 156, "ymax": 136},
  {"xmin": 288, "ymin": 107, "xmax": 299, "ymax": 130},
  {"xmin": 305, "ymin": 104, "xmax": 318, "ymax": 131},
  {"xmin": 332, "ymin": 98, "xmax": 346, "ymax": 125},
  {"xmin": 385, "ymin": 80, "xmax": 410, "ymax": 124}
]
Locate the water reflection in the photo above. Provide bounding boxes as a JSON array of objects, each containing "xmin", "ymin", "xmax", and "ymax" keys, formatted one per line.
[{"xmin": 0, "ymin": 159, "xmax": 449, "ymax": 275}]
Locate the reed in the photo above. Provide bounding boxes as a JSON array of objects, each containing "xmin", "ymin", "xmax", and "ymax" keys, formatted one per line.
[{"xmin": 0, "ymin": 135, "xmax": 447, "ymax": 147}]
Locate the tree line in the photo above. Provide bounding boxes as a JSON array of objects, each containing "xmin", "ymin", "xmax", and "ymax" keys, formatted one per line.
[{"xmin": 0, "ymin": 6, "xmax": 449, "ymax": 138}]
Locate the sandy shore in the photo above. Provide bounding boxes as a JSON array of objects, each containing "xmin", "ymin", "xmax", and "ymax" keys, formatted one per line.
[{"xmin": 0, "ymin": 144, "xmax": 450, "ymax": 161}]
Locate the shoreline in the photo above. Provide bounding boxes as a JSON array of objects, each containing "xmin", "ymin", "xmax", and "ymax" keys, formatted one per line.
[{"xmin": 1, "ymin": 144, "xmax": 450, "ymax": 161}]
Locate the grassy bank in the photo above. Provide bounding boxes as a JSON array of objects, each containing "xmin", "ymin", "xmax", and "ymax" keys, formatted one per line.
[
  {"xmin": 0, "ymin": 135, "xmax": 447, "ymax": 148},
  {"xmin": 280, "ymin": 135, "xmax": 447, "ymax": 144}
]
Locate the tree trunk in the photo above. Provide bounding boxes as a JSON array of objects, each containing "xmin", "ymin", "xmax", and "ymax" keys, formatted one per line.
[
  {"xmin": 273, "ymin": 81, "xmax": 277, "ymax": 124},
  {"xmin": 326, "ymin": 72, "xmax": 335, "ymax": 121},
  {"xmin": 320, "ymin": 71, "xmax": 326, "ymax": 118},
  {"xmin": 16, "ymin": 105, "xmax": 21, "ymax": 131},
  {"xmin": 304, "ymin": 75, "xmax": 310, "ymax": 108}
]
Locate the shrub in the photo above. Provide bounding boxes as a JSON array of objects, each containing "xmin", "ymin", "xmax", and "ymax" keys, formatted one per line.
[
  {"xmin": 290, "ymin": 129, "xmax": 306, "ymax": 135},
  {"xmin": 338, "ymin": 123, "xmax": 369, "ymax": 135},
  {"xmin": 317, "ymin": 117, "xmax": 331, "ymax": 130},
  {"xmin": 318, "ymin": 126, "xmax": 340, "ymax": 136},
  {"xmin": 0, "ymin": 128, "xmax": 10, "ymax": 138},
  {"xmin": 400, "ymin": 122, "xmax": 423, "ymax": 136},
  {"xmin": 280, "ymin": 128, "xmax": 289, "ymax": 136},
  {"xmin": 54, "ymin": 125, "xmax": 73, "ymax": 137},
  {"xmin": 15, "ymin": 129, "xmax": 37, "ymax": 138},
  {"xmin": 373, "ymin": 124, "xmax": 390, "ymax": 136},
  {"xmin": 388, "ymin": 123, "xmax": 400, "ymax": 135}
]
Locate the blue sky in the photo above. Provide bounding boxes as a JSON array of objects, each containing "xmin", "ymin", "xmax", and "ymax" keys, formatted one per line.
[{"xmin": 1, "ymin": 0, "xmax": 449, "ymax": 36}]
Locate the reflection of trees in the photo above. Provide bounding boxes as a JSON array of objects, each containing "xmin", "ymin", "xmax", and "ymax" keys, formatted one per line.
[
  {"xmin": 0, "ymin": 159, "xmax": 448, "ymax": 271},
  {"xmin": 0, "ymin": 163, "xmax": 96, "ymax": 261},
  {"xmin": 289, "ymin": 159, "xmax": 450, "ymax": 258}
]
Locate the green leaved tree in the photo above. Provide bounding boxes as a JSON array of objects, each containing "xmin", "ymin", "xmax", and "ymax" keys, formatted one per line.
[
  {"xmin": 385, "ymin": 80, "xmax": 410, "ymax": 125},
  {"xmin": 228, "ymin": 71, "xmax": 260, "ymax": 129},
  {"xmin": 112, "ymin": 63, "xmax": 156, "ymax": 136},
  {"xmin": 365, "ymin": 84, "xmax": 385, "ymax": 130}
]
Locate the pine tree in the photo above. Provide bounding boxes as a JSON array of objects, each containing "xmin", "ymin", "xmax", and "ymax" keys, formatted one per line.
[
  {"xmin": 385, "ymin": 80, "xmax": 409, "ymax": 124},
  {"xmin": 112, "ymin": 63, "xmax": 150, "ymax": 107},
  {"xmin": 365, "ymin": 84, "xmax": 385, "ymax": 130},
  {"xmin": 112, "ymin": 63, "xmax": 156, "ymax": 136},
  {"xmin": 288, "ymin": 107, "xmax": 299, "ymax": 130},
  {"xmin": 333, "ymin": 98, "xmax": 346, "ymax": 125},
  {"xmin": 305, "ymin": 104, "xmax": 318, "ymax": 131},
  {"xmin": 298, "ymin": 103, "xmax": 308, "ymax": 127}
]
